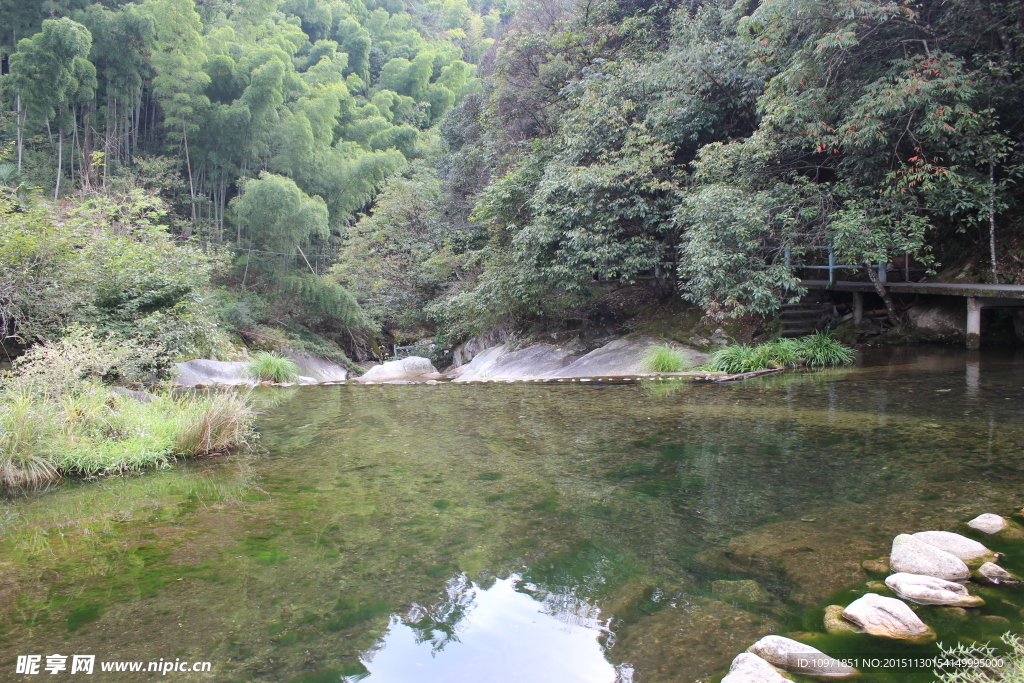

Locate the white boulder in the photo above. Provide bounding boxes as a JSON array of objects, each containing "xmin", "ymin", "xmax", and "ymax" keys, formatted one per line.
[
  {"xmin": 721, "ymin": 653, "xmax": 789, "ymax": 683},
  {"xmin": 913, "ymin": 531, "xmax": 995, "ymax": 565},
  {"xmin": 842, "ymin": 593, "xmax": 936, "ymax": 642},
  {"xmin": 884, "ymin": 573, "xmax": 984, "ymax": 607},
  {"xmin": 748, "ymin": 635, "xmax": 857, "ymax": 678},
  {"xmin": 890, "ymin": 534, "xmax": 970, "ymax": 581},
  {"xmin": 359, "ymin": 356, "xmax": 437, "ymax": 382},
  {"xmin": 975, "ymin": 562, "xmax": 1020, "ymax": 586},
  {"xmin": 967, "ymin": 514, "xmax": 1009, "ymax": 535}
]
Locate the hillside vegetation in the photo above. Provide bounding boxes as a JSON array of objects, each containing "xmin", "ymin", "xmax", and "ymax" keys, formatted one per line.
[{"xmin": 2, "ymin": 0, "xmax": 1024, "ymax": 362}]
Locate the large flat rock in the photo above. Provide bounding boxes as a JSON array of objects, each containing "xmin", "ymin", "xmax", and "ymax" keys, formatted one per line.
[
  {"xmin": 454, "ymin": 342, "xmax": 582, "ymax": 381},
  {"xmin": 358, "ymin": 356, "xmax": 437, "ymax": 382},
  {"xmin": 173, "ymin": 359, "xmax": 254, "ymax": 386},
  {"xmin": 454, "ymin": 337, "xmax": 706, "ymax": 380},
  {"xmin": 289, "ymin": 351, "xmax": 347, "ymax": 382},
  {"xmin": 552, "ymin": 337, "xmax": 705, "ymax": 377}
]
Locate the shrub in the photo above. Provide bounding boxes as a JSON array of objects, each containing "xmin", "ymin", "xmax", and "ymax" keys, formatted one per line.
[
  {"xmin": 644, "ymin": 344, "xmax": 688, "ymax": 373},
  {"xmin": 245, "ymin": 351, "xmax": 300, "ymax": 383}
]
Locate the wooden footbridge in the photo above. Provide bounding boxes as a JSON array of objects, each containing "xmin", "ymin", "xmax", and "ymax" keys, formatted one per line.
[{"xmin": 801, "ymin": 279, "xmax": 1024, "ymax": 349}]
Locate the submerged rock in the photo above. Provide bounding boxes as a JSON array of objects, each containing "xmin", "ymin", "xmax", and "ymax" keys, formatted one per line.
[
  {"xmin": 747, "ymin": 635, "xmax": 858, "ymax": 678},
  {"xmin": 912, "ymin": 531, "xmax": 996, "ymax": 566},
  {"xmin": 862, "ymin": 557, "xmax": 890, "ymax": 573},
  {"xmin": 712, "ymin": 580, "xmax": 771, "ymax": 604},
  {"xmin": 884, "ymin": 573, "xmax": 984, "ymax": 607},
  {"xmin": 967, "ymin": 513, "xmax": 1008, "ymax": 535},
  {"xmin": 935, "ymin": 606, "xmax": 970, "ymax": 621},
  {"xmin": 721, "ymin": 653, "xmax": 789, "ymax": 683},
  {"xmin": 824, "ymin": 605, "xmax": 859, "ymax": 634},
  {"xmin": 890, "ymin": 534, "xmax": 970, "ymax": 581},
  {"xmin": 842, "ymin": 593, "xmax": 936, "ymax": 643},
  {"xmin": 974, "ymin": 562, "xmax": 1020, "ymax": 586}
]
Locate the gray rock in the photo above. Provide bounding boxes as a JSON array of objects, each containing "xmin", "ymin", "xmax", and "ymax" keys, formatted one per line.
[
  {"xmin": 912, "ymin": 531, "xmax": 996, "ymax": 566},
  {"xmin": 824, "ymin": 605, "xmax": 859, "ymax": 634},
  {"xmin": 748, "ymin": 635, "xmax": 858, "ymax": 678},
  {"xmin": 884, "ymin": 573, "xmax": 984, "ymax": 607},
  {"xmin": 110, "ymin": 386, "xmax": 153, "ymax": 403},
  {"xmin": 842, "ymin": 593, "xmax": 936, "ymax": 643},
  {"xmin": 451, "ymin": 325, "xmax": 514, "ymax": 368},
  {"xmin": 173, "ymin": 359, "xmax": 254, "ymax": 387},
  {"xmin": 359, "ymin": 356, "xmax": 436, "ymax": 382},
  {"xmin": 454, "ymin": 342, "xmax": 583, "ymax": 381},
  {"xmin": 712, "ymin": 580, "xmax": 771, "ymax": 604},
  {"xmin": 721, "ymin": 653, "xmax": 790, "ymax": 683},
  {"xmin": 974, "ymin": 562, "xmax": 1020, "ymax": 586},
  {"xmin": 553, "ymin": 337, "xmax": 705, "ymax": 377},
  {"xmin": 967, "ymin": 513, "xmax": 1008, "ymax": 535},
  {"xmin": 890, "ymin": 534, "xmax": 970, "ymax": 581},
  {"xmin": 709, "ymin": 328, "xmax": 730, "ymax": 346},
  {"xmin": 287, "ymin": 351, "xmax": 347, "ymax": 382},
  {"xmin": 862, "ymin": 557, "xmax": 890, "ymax": 573}
]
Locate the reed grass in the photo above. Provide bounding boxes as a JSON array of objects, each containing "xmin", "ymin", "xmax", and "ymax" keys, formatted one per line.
[
  {"xmin": 707, "ymin": 333, "xmax": 854, "ymax": 373},
  {"xmin": 643, "ymin": 344, "xmax": 689, "ymax": 373},
  {"xmin": 245, "ymin": 351, "xmax": 300, "ymax": 383}
]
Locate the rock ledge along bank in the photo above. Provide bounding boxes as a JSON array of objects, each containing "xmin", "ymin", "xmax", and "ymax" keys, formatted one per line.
[{"xmin": 718, "ymin": 514, "xmax": 1024, "ymax": 681}]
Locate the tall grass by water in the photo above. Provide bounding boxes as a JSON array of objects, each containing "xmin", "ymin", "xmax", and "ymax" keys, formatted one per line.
[
  {"xmin": 707, "ymin": 333, "xmax": 855, "ymax": 373},
  {"xmin": 0, "ymin": 330, "xmax": 255, "ymax": 485},
  {"xmin": 643, "ymin": 344, "xmax": 689, "ymax": 373},
  {"xmin": 245, "ymin": 351, "xmax": 300, "ymax": 383}
]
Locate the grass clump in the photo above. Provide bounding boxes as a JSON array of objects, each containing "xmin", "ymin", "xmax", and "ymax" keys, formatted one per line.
[
  {"xmin": 707, "ymin": 333, "xmax": 854, "ymax": 373},
  {"xmin": 245, "ymin": 351, "xmax": 300, "ymax": 383},
  {"xmin": 643, "ymin": 344, "xmax": 688, "ymax": 373},
  {"xmin": 0, "ymin": 328, "xmax": 255, "ymax": 486}
]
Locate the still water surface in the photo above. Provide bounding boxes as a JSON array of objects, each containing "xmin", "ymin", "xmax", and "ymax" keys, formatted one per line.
[{"xmin": 2, "ymin": 346, "xmax": 1024, "ymax": 682}]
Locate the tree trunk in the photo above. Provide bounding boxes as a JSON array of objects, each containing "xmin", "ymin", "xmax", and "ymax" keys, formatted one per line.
[
  {"xmin": 864, "ymin": 262, "xmax": 902, "ymax": 330},
  {"xmin": 989, "ymin": 161, "xmax": 998, "ymax": 283},
  {"xmin": 54, "ymin": 126, "xmax": 63, "ymax": 201},
  {"xmin": 183, "ymin": 125, "xmax": 196, "ymax": 224},
  {"xmin": 15, "ymin": 92, "xmax": 22, "ymax": 172},
  {"xmin": 82, "ymin": 102, "xmax": 93, "ymax": 190}
]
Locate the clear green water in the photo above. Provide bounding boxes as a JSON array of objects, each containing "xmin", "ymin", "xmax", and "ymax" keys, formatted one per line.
[{"xmin": 2, "ymin": 346, "xmax": 1024, "ymax": 682}]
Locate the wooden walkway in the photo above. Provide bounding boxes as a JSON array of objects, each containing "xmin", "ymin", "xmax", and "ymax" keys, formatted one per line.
[
  {"xmin": 801, "ymin": 279, "xmax": 1024, "ymax": 348},
  {"xmin": 801, "ymin": 279, "xmax": 1024, "ymax": 300}
]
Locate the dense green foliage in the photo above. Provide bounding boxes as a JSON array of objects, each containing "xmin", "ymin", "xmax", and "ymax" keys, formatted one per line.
[
  {"xmin": 4, "ymin": 0, "xmax": 1024, "ymax": 356},
  {"xmin": 707, "ymin": 333, "xmax": 855, "ymax": 373},
  {"xmin": 0, "ymin": 0, "xmax": 503, "ymax": 357},
  {"xmin": 0, "ymin": 191, "xmax": 224, "ymax": 356},
  {"xmin": 332, "ymin": 0, "xmax": 1024, "ymax": 345}
]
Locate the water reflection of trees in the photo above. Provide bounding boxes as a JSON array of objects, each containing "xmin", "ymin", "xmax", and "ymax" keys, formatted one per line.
[{"xmin": 402, "ymin": 574, "xmax": 478, "ymax": 653}]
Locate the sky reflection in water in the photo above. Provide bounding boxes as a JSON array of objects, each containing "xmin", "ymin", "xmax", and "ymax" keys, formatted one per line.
[{"xmin": 351, "ymin": 575, "xmax": 630, "ymax": 683}]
